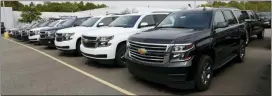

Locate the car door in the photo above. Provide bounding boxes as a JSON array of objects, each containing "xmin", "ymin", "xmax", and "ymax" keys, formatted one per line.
[
  {"xmin": 252, "ymin": 11, "xmax": 264, "ymax": 33},
  {"xmin": 247, "ymin": 11, "xmax": 260, "ymax": 35},
  {"xmin": 213, "ymin": 10, "xmax": 232, "ymax": 67},
  {"xmin": 222, "ymin": 10, "xmax": 240, "ymax": 59}
]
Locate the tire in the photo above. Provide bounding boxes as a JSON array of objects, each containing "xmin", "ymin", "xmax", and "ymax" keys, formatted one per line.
[
  {"xmin": 245, "ymin": 30, "xmax": 250, "ymax": 46},
  {"xmin": 234, "ymin": 40, "xmax": 245, "ymax": 63},
  {"xmin": 195, "ymin": 55, "xmax": 213, "ymax": 91},
  {"xmin": 75, "ymin": 38, "xmax": 82, "ymax": 56},
  {"xmin": 257, "ymin": 29, "xmax": 264, "ymax": 39},
  {"xmin": 115, "ymin": 43, "xmax": 126, "ymax": 67}
]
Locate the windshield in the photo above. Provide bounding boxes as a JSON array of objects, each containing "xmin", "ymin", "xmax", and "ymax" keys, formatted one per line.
[
  {"xmin": 80, "ymin": 17, "xmax": 100, "ymax": 27},
  {"xmin": 157, "ymin": 11, "xmax": 212, "ymax": 29},
  {"xmin": 61, "ymin": 19, "xmax": 76, "ymax": 26},
  {"xmin": 48, "ymin": 20, "xmax": 60, "ymax": 27},
  {"xmin": 109, "ymin": 15, "xmax": 141, "ymax": 28},
  {"xmin": 38, "ymin": 20, "xmax": 50, "ymax": 27}
]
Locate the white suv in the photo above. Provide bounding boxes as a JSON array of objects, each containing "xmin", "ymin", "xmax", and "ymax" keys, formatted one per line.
[
  {"xmin": 54, "ymin": 15, "xmax": 120, "ymax": 54},
  {"xmin": 28, "ymin": 19, "xmax": 65, "ymax": 42},
  {"xmin": 80, "ymin": 12, "xmax": 169, "ymax": 66}
]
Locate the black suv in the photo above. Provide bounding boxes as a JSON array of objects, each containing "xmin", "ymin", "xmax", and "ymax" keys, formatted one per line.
[
  {"xmin": 126, "ymin": 8, "xmax": 247, "ymax": 91},
  {"xmin": 241, "ymin": 10, "xmax": 265, "ymax": 43},
  {"xmin": 257, "ymin": 12, "xmax": 271, "ymax": 28},
  {"xmin": 39, "ymin": 17, "xmax": 89, "ymax": 47}
]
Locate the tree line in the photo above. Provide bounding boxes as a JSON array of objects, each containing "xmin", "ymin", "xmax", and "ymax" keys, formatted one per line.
[
  {"xmin": 1, "ymin": 1, "xmax": 107, "ymax": 23},
  {"xmin": 201, "ymin": 1, "xmax": 271, "ymax": 12},
  {"xmin": 1, "ymin": 1, "xmax": 107, "ymax": 12}
]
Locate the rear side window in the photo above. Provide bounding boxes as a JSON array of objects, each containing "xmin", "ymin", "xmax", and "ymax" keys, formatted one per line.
[
  {"xmin": 223, "ymin": 10, "xmax": 238, "ymax": 25},
  {"xmin": 213, "ymin": 11, "xmax": 226, "ymax": 26},
  {"xmin": 241, "ymin": 11, "xmax": 250, "ymax": 19},
  {"xmin": 248, "ymin": 12, "xmax": 255, "ymax": 19},
  {"xmin": 233, "ymin": 10, "xmax": 244, "ymax": 23},
  {"xmin": 153, "ymin": 14, "xmax": 167, "ymax": 25}
]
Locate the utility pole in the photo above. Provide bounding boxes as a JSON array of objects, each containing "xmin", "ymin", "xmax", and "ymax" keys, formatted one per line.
[{"xmin": 243, "ymin": 0, "xmax": 246, "ymax": 10}]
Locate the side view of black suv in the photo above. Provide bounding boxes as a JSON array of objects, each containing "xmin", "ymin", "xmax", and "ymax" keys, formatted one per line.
[
  {"xmin": 241, "ymin": 10, "xmax": 265, "ymax": 44},
  {"xmin": 126, "ymin": 8, "xmax": 247, "ymax": 91},
  {"xmin": 39, "ymin": 17, "xmax": 89, "ymax": 47}
]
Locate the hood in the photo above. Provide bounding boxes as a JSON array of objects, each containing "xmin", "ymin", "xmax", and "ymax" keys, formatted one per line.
[
  {"xmin": 57, "ymin": 26, "xmax": 95, "ymax": 33},
  {"xmin": 129, "ymin": 28, "xmax": 211, "ymax": 44},
  {"xmin": 30, "ymin": 27, "xmax": 50, "ymax": 31},
  {"xmin": 41, "ymin": 26, "xmax": 63, "ymax": 31},
  {"xmin": 83, "ymin": 27, "xmax": 136, "ymax": 37}
]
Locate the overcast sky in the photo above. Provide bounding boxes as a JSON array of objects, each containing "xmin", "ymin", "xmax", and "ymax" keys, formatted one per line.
[{"xmin": 19, "ymin": 1, "xmax": 208, "ymax": 9}]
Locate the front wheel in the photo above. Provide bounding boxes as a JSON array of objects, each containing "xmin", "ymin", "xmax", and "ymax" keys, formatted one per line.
[
  {"xmin": 235, "ymin": 40, "xmax": 245, "ymax": 63},
  {"xmin": 75, "ymin": 38, "xmax": 82, "ymax": 56},
  {"xmin": 195, "ymin": 55, "xmax": 213, "ymax": 91},
  {"xmin": 257, "ymin": 29, "xmax": 264, "ymax": 39},
  {"xmin": 115, "ymin": 43, "xmax": 126, "ymax": 67}
]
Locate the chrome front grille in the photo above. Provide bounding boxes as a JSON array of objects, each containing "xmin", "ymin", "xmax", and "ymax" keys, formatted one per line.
[
  {"xmin": 128, "ymin": 41, "xmax": 170, "ymax": 64},
  {"xmin": 56, "ymin": 33, "xmax": 63, "ymax": 41},
  {"xmin": 82, "ymin": 36, "xmax": 98, "ymax": 48},
  {"xmin": 29, "ymin": 31, "xmax": 35, "ymax": 36},
  {"xmin": 40, "ymin": 31, "xmax": 47, "ymax": 38},
  {"xmin": 22, "ymin": 31, "xmax": 27, "ymax": 36}
]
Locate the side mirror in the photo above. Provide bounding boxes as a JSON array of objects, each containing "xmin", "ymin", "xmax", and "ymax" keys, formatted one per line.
[
  {"xmin": 245, "ymin": 19, "xmax": 252, "ymax": 22},
  {"xmin": 97, "ymin": 23, "xmax": 104, "ymax": 27},
  {"xmin": 214, "ymin": 22, "xmax": 228, "ymax": 29},
  {"xmin": 139, "ymin": 22, "xmax": 148, "ymax": 28}
]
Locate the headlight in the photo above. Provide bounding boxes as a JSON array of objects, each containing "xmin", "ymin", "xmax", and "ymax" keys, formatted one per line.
[
  {"xmin": 63, "ymin": 33, "xmax": 75, "ymax": 41},
  {"xmin": 170, "ymin": 43, "xmax": 194, "ymax": 62},
  {"xmin": 98, "ymin": 36, "xmax": 114, "ymax": 47}
]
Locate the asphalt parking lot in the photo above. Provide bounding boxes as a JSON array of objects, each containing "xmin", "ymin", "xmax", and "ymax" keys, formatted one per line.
[{"xmin": 1, "ymin": 29, "xmax": 271, "ymax": 95}]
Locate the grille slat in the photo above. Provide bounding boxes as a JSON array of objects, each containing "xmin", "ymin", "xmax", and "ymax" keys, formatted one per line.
[
  {"xmin": 128, "ymin": 41, "xmax": 168, "ymax": 64},
  {"xmin": 82, "ymin": 36, "xmax": 98, "ymax": 48},
  {"xmin": 56, "ymin": 33, "xmax": 63, "ymax": 41}
]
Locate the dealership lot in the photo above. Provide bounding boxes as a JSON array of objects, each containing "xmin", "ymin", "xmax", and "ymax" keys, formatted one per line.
[{"xmin": 1, "ymin": 29, "xmax": 271, "ymax": 95}]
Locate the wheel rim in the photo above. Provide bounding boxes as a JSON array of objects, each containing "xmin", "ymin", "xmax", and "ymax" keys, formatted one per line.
[
  {"xmin": 245, "ymin": 33, "xmax": 249, "ymax": 45},
  {"xmin": 240, "ymin": 43, "xmax": 245, "ymax": 59},
  {"xmin": 120, "ymin": 49, "xmax": 126, "ymax": 64},
  {"xmin": 201, "ymin": 61, "xmax": 212, "ymax": 85}
]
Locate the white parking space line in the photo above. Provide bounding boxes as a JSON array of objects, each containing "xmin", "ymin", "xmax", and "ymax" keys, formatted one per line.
[{"xmin": 2, "ymin": 38, "xmax": 136, "ymax": 95}]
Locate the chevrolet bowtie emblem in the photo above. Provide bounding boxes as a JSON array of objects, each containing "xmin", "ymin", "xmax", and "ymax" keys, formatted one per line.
[{"xmin": 138, "ymin": 48, "xmax": 147, "ymax": 55}]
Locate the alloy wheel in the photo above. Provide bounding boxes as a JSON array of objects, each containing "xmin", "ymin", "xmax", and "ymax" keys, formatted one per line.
[{"xmin": 201, "ymin": 62, "xmax": 212, "ymax": 85}]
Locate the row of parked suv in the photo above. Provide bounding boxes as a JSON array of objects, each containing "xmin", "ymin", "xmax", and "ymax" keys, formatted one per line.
[{"xmin": 8, "ymin": 7, "xmax": 269, "ymax": 91}]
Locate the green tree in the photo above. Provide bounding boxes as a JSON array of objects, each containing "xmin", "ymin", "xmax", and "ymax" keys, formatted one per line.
[
  {"xmin": 1, "ymin": 1, "xmax": 24, "ymax": 11},
  {"xmin": 18, "ymin": 5, "xmax": 41, "ymax": 23}
]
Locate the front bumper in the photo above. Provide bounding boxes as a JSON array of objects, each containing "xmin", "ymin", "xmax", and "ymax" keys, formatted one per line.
[
  {"xmin": 55, "ymin": 40, "xmax": 76, "ymax": 51},
  {"xmin": 29, "ymin": 35, "xmax": 40, "ymax": 42},
  {"xmin": 126, "ymin": 58, "xmax": 195, "ymax": 89},
  {"xmin": 16, "ymin": 34, "xmax": 22, "ymax": 40},
  {"xmin": 39, "ymin": 37, "xmax": 55, "ymax": 47},
  {"xmin": 80, "ymin": 44, "xmax": 116, "ymax": 60}
]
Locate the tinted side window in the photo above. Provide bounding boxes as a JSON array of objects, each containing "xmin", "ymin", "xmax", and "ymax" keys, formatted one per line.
[
  {"xmin": 98, "ymin": 17, "xmax": 114, "ymax": 26},
  {"xmin": 252, "ymin": 12, "xmax": 260, "ymax": 19},
  {"xmin": 241, "ymin": 11, "xmax": 250, "ymax": 19},
  {"xmin": 233, "ymin": 10, "xmax": 244, "ymax": 23},
  {"xmin": 153, "ymin": 14, "xmax": 167, "ymax": 25},
  {"xmin": 139, "ymin": 15, "xmax": 155, "ymax": 27},
  {"xmin": 213, "ymin": 11, "xmax": 226, "ymax": 26},
  {"xmin": 223, "ymin": 10, "xmax": 238, "ymax": 25},
  {"xmin": 248, "ymin": 12, "xmax": 255, "ymax": 19}
]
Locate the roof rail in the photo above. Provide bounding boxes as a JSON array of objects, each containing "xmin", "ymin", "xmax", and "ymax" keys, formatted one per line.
[{"xmin": 152, "ymin": 11, "xmax": 173, "ymax": 13}]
